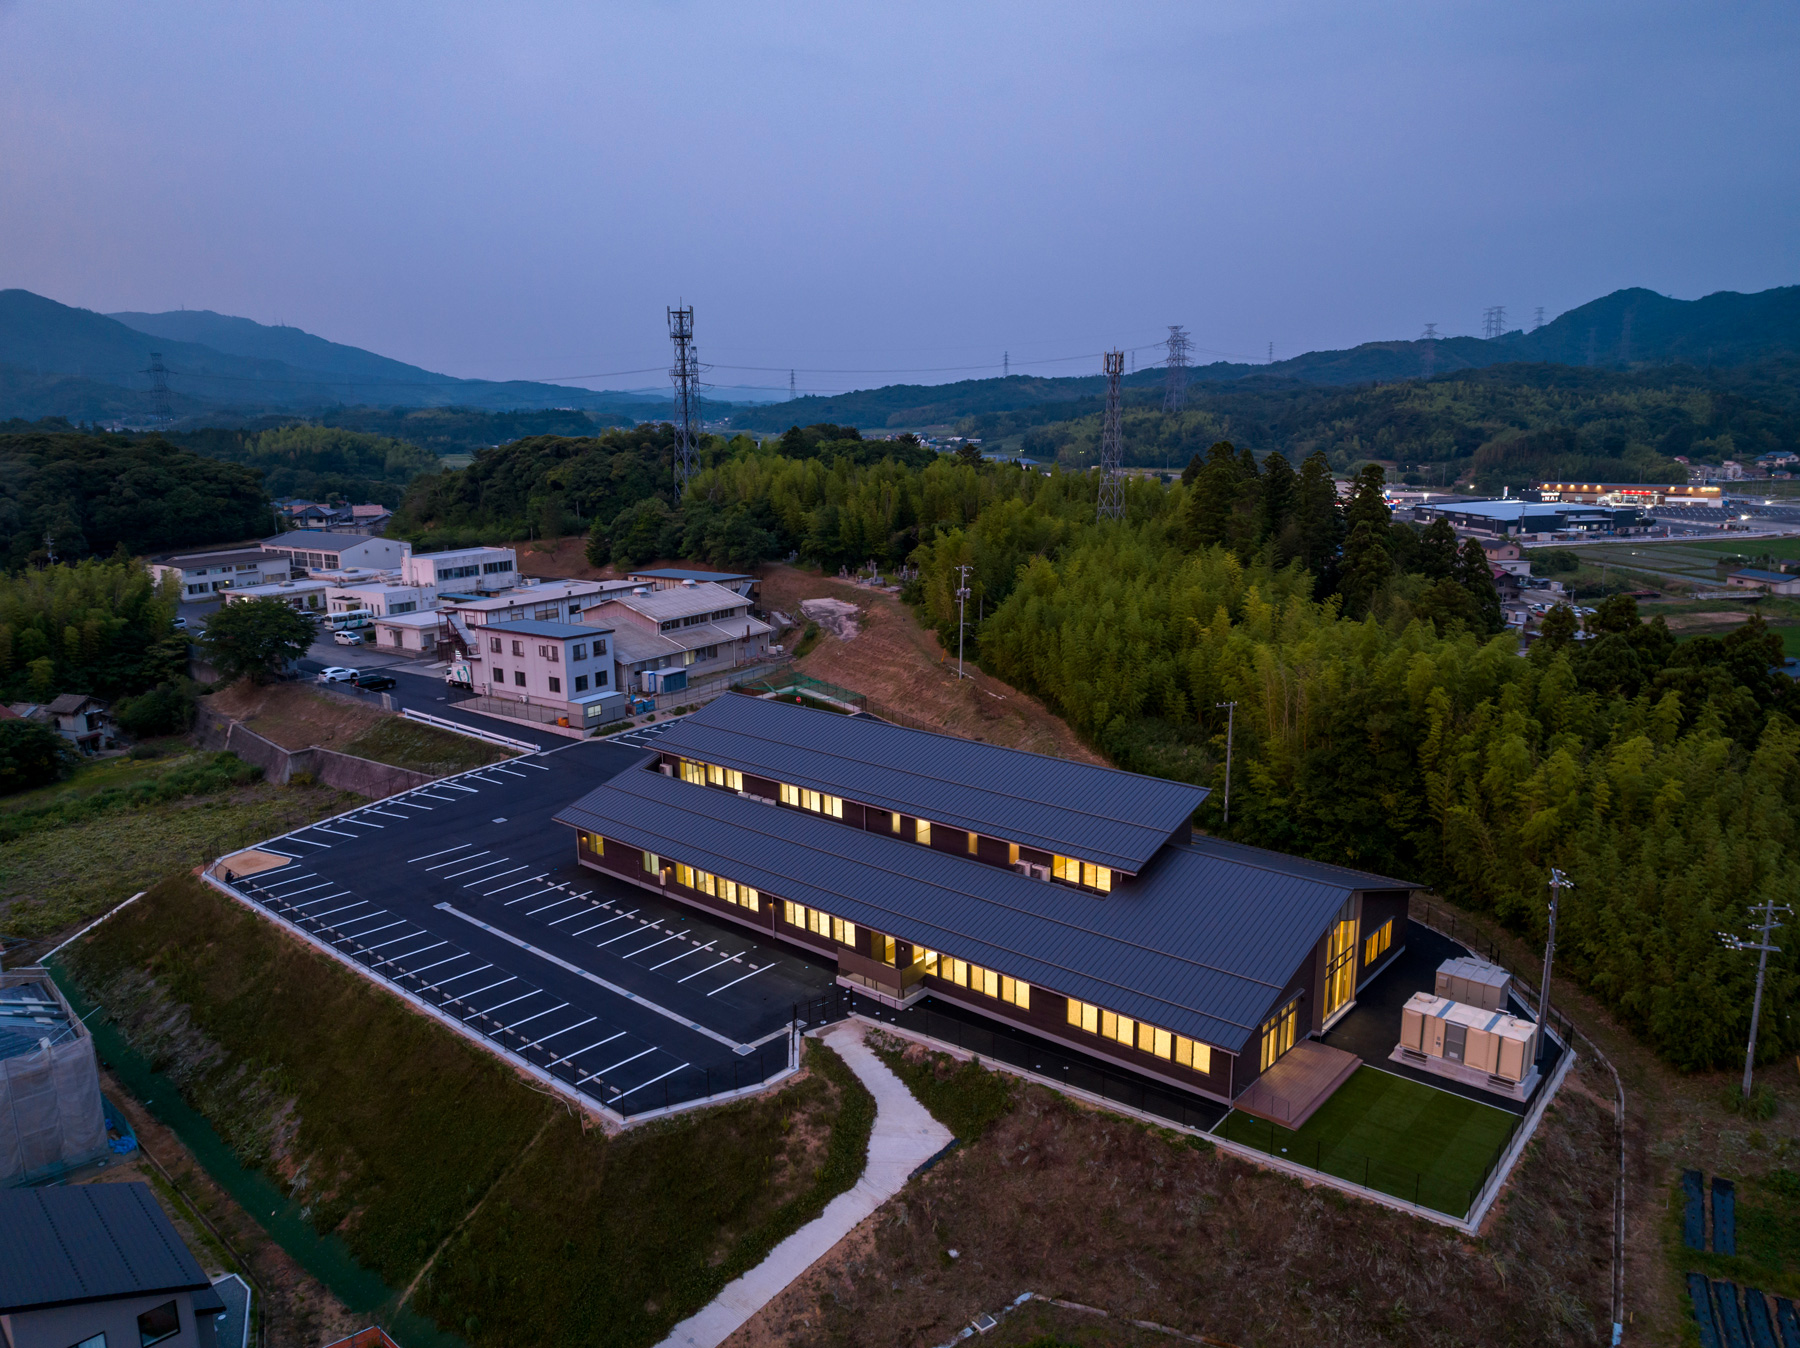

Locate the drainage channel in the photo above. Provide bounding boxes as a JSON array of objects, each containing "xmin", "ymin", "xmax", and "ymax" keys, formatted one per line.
[{"xmin": 46, "ymin": 960, "xmax": 466, "ymax": 1348}]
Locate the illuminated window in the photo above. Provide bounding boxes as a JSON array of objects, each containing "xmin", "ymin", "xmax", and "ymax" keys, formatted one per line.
[
  {"xmin": 916, "ymin": 947, "xmax": 940, "ymax": 974},
  {"xmin": 1259, "ymin": 997, "xmax": 1299, "ymax": 1072},
  {"xmin": 1175, "ymin": 1036, "xmax": 1213, "ymax": 1075},
  {"xmin": 642, "ymin": 851, "xmax": 660, "ymax": 875},
  {"xmin": 1008, "ymin": 842, "xmax": 1020, "ymax": 865},
  {"xmin": 780, "ymin": 782, "xmax": 801, "ymax": 807},
  {"xmin": 822, "ymin": 793, "xmax": 843, "ymax": 818},
  {"xmin": 801, "ymin": 788, "xmax": 822, "ymax": 812},
  {"xmin": 1051, "ymin": 855, "xmax": 1112, "ymax": 892},
  {"xmin": 1000, "ymin": 976, "xmax": 1031, "ymax": 1009},
  {"xmin": 1323, "ymin": 900, "xmax": 1359, "ymax": 1019},
  {"xmin": 1148, "ymin": 1026, "xmax": 1173, "ymax": 1059},
  {"xmin": 781, "ymin": 901, "xmax": 854, "ymax": 946},
  {"xmin": 967, "ymin": 831, "xmax": 979, "ymax": 854},
  {"xmin": 890, "ymin": 811, "xmax": 902, "ymax": 833},
  {"xmin": 878, "ymin": 933, "xmax": 897, "ymax": 966},
  {"xmin": 1100, "ymin": 1009, "xmax": 1136, "ymax": 1045},
  {"xmin": 581, "ymin": 831, "xmax": 604, "ymax": 855},
  {"xmin": 948, "ymin": 957, "xmax": 968, "ymax": 986},
  {"xmin": 1363, "ymin": 918, "xmax": 1394, "ymax": 966},
  {"xmin": 701, "ymin": 762, "xmax": 744, "ymax": 791},
  {"xmin": 680, "ymin": 758, "xmax": 705, "ymax": 784},
  {"xmin": 1066, "ymin": 998, "xmax": 1099, "ymax": 1034},
  {"xmin": 916, "ymin": 819, "xmax": 932, "ymax": 846}
]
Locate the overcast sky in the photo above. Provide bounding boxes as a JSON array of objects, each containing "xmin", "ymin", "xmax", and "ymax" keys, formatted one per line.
[{"xmin": 2, "ymin": 1, "xmax": 1796, "ymax": 395}]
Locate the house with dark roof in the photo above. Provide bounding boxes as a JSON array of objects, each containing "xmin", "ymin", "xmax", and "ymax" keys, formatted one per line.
[
  {"xmin": 1727, "ymin": 567, "xmax": 1800, "ymax": 596},
  {"xmin": 0, "ymin": 1183, "xmax": 227, "ymax": 1348},
  {"xmin": 554, "ymin": 695, "xmax": 1416, "ymax": 1109}
]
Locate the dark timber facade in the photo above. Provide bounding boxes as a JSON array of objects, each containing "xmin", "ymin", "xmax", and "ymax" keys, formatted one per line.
[{"xmin": 554, "ymin": 694, "xmax": 1415, "ymax": 1106}]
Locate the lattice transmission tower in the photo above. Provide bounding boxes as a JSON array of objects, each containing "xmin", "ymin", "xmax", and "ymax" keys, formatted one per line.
[
  {"xmin": 667, "ymin": 306, "xmax": 699, "ymax": 494},
  {"xmin": 1162, "ymin": 325, "xmax": 1190, "ymax": 413},
  {"xmin": 1482, "ymin": 306, "xmax": 1507, "ymax": 340},
  {"xmin": 1096, "ymin": 350, "xmax": 1125, "ymax": 521},
  {"xmin": 145, "ymin": 352, "xmax": 172, "ymax": 421},
  {"xmin": 1419, "ymin": 323, "xmax": 1439, "ymax": 379}
]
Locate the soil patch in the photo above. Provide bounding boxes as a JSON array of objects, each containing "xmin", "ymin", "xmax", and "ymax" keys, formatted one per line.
[
  {"xmin": 756, "ymin": 565, "xmax": 1103, "ymax": 764},
  {"xmin": 209, "ymin": 683, "xmax": 385, "ymax": 753}
]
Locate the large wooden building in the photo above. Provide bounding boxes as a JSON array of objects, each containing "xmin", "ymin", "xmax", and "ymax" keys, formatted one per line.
[{"xmin": 554, "ymin": 695, "xmax": 1415, "ymax": 1105}]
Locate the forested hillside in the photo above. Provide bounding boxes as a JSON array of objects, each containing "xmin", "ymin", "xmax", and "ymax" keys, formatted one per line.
[
  {"xmin": 0, "ymin": 424, "xmax": 271, "ymax": 566},
  {"xmin": 971, "ymin": 363, "xmax": 1798, "ymax": 489},
  {"xmin": 170, "ymin": 425, "xmax": 439, "ymax": 506}
]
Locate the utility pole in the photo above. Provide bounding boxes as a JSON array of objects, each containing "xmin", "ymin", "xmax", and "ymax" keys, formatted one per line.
[
  {"xmin": 1215, "ymin": 701, "xmax": 1237, "ymax": 826},
  {"xmin": 1096, "ymin": 351, "xmax": 1125, "ymax": 521},
  {"xmin": 43, "ymin": 531, "xmax": 56, "ymax": 566},
  {"xmin": 144, "ymin": 352, "xmax": 172, "ymax": 421},
  {"xmin": 1720, "ymin": 897, "xmax": 1788, "ymax": 1099},
  {"xmin": 953, "ymin": 564, "xmax": 972, "ymax": 679},
  {"xmin": 668, "ymin": 306, "xmax": 699, "ymax": 495},
  {"xmin": 1163, "ymin": 325, "xmax": 1190, "ymax": 413},
  {"xmin": 1537, "ymin": 868, "xmax": 1572, "ymax": 1065}
]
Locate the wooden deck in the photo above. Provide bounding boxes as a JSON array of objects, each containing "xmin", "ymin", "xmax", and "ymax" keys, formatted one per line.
[{"xmin": 1234, "ymin": 1040, "xmax": 1362, "ymax": 1129}]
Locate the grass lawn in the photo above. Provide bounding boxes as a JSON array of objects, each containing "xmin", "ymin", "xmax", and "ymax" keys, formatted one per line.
[
  {"xmin": 1218, "ymin": 1066, "xmax": 1518, "ymax": 1216},
  {"xmin": 338, "ymin": 717, "xmax": 511, "ymax": 776}
]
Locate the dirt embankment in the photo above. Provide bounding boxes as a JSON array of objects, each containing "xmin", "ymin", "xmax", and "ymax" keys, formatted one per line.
[
  {"xmin": 207, "ymin": 682, "xmax": 386, "ymax": 753},
  {"xmin": 757, "ymin": 565, "xmax": 1103, "ymax": 764}
]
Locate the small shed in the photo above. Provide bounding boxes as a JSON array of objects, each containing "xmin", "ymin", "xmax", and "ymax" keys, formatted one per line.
[
  {"xmin": 1434, "ymin": 956, "xmax": 1512, "ymax": 1012},
  {"xmin": 1398, "ymin": 991, "xmax": 1537, "ymax": 1090}
]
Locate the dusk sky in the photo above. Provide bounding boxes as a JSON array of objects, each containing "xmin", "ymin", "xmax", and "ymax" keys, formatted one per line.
[{"xmin": 3, "ymin": 1, "xmax": 1796, "ymax": 395}]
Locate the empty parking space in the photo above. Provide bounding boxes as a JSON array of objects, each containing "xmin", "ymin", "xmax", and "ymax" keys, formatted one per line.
[{"xmin": 224, "ymin": 738, "xmax": 833, "ymax": 1115}]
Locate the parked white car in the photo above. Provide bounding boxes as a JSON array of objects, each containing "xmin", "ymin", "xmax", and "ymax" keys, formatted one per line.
[
  {"xmin": 333, "ymin": 629, "xmax": 366, "ymax": 646},
  {"xmin": 316, "ymin": 666, "xmax": 360, "ymax": 684}
]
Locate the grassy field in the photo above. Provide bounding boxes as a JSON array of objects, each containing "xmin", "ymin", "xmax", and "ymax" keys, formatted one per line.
[
  {"xmin": 1219, "ymin": 1067, "xmax": 1518, "ymax": 1217},
  {"xmin": 1678, "ymin": 1168, "xmax": 1800, "ymax": 1301},
  {"xmin": 337, "ymin": 716, "xmax": 510, "ymax": 776},
  {"xmin": 58, "ymin": 873, "xmax": 875, "ymax": 1348},
  {"xmin": 868, "ymin": 1033, "xmax": 1016, "ymax": 1142},
  {"xmin": 0, "ymin": 751, "xmax": 358, "ymax": 939}
]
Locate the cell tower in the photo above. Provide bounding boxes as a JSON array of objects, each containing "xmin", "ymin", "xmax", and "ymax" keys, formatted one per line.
[
  {"xmin": 667, "ymin": 306, "xmax": 698, "ymax": 494},
  {"xmin": 1533, "ymin": 306, "xmax": 1545, "ymax": 331},
  {"xmin": 145, "ymin": 352, "xmax": 172, "ymax": 421},
  {"xmin": 1162, "ymin": 325, "xmax": 1190, "ymax": 413},
  {"xmin": 1096, "ymin": 351, "xmax": 1125, "ymax": 522},
  {"xmin": 1482, "ymin": 306, "xmax": 1507, "ymax": 340}
]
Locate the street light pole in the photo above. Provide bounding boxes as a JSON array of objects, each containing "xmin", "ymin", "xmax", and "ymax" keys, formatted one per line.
[
  {"xmin": 1720, "ymin": 896, "xmax": 1789, "ymax": 1099},
  {"xmin": 1538, "ymin": 868, "xmax": 1572, "ymax": 1065},
  {"xmin": 953, "ymin": 564, "xmax": 972, "ymax": 680},
  {"xmin": 1215, "ymin": 700, "xmax": 1237, "ymax": 827}
]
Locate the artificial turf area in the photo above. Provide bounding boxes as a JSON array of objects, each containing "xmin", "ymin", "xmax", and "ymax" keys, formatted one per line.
[{"xmin": 1218, "ymin": 1065, "xmax": 1518, "ymax": 1216}]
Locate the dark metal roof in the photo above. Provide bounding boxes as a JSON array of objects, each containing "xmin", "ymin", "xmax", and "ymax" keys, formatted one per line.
[
  {"xmin": 555, "ymin": 768, "xmax": 1414, "ymax": 1054},
  {"xmin": 0, "ymin": 1183, "xmax": 213, "ymax": 1313},
  {"xmin": 653, "ymin": 695, "xmax": 1209, "ymax": 874}
]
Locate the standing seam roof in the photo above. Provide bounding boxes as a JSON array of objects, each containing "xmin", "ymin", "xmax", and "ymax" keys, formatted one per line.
[
  {"xmin": 555, "ymin": 768, "xmax": 1410, "ymax": 1053},
  {"xmin": 653, "ymin": 696, "xmax": 1209, "ymax": 874},
  {"xmin": 0, "ymin": 1183, "xmax": 212, "ymax": 1313}
]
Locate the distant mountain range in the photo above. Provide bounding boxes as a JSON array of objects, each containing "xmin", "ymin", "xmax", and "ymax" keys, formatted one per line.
[
  {"xmin": 4, "ymin": 282, "xmax": 1797, "ymax": 432},
  {"xmin": 0, "ymin": 289, "xmax": 666, "ymax": 421},
  {"xmin": 727, "ymin": 285, "xmax": 1800, "ymax": 431}
]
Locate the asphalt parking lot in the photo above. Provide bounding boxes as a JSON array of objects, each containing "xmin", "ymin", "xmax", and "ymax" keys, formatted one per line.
[{"xmin": 224, "ymin": 738, "xmax": 838, "ymax": 1117}]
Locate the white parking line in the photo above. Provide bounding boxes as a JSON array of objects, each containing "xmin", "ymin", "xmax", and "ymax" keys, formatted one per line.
[
  {"xmin": 365, "ymin": 931, "xmax": 432, "ymax": 953},
  {"xmin": 413, "ymin": 791, "xmax": 457, "ymax": 802},
  {"xmin": 390, "ymin": 800, "xmax": 433, "ymax": 811},
  {"xmin": 308, "ymin": 825, "xmax": 361, "ymax": 839},
  {"xmin": 256, "ymin": 847, "xmax": 303, "ymax": 858},
  {"xmin": 526, "ymin": 896, "xmax": 581, "ymax": 917},
  {"xmin": 513, "ymin": 758, "xmax": 550, "ymax": 771},
  {"xmin": 488, "ymin": 765, "xmax": 528, "ymax": 778},
  {"xmin": 468, "ymin": 865, "xmax": 529, "ymax": 889},
  {"xmin": 282, "ymin": 835, "xmax": 331, "ymax": 849},
  {"xmin": 467, "ymin": 989, "xmax": 538, "ymax": 1021},
  {"xmin": 596, "ymin": 920, "xmax": 661, "ymax": 948},
  {"xmin": 341, "ymin": 817, "xmax": 384, "ymax": 829},
  {"xmin": 411, "ymin": 843, "xmax": 473, "ymax": 864},
  {"xmin": 422, "ymin": 964, "xmax": 494, "ymax": 993},
  {"xmin": 363, "ymin": 807, "xmax": 410, "ymax": 820},
  {"xmin": 408, "ymin": 952, "xmax": 474, "ymax": 979},
  {"xmin": 677, "ymin": 953, "xmax": 746, "ymax": 983},
  {"xmin": 483, "ymin": 873, "xmax": 547, "ymax": 896},
  {"xmin": 545, "ymin": 1031, "xmax": 625, "ymax": 1068},
  {"xmin": 615, "ymin": 1062, "xmax": 691, "ymax": 1099},
  {"xmin": 258, "ymin": 874, "xmax": 323, "ymax": 891},
  {"xmin": 546, "ymin": 907, "xmax": 596, "ymax": 927},
  {"xmin": 706, "ymin": 963, "xmax": 776, "ymax": 995},
  {"xmin": 440, "ymin": 781, "xmax": 480, "ymax": 794},
  {"xmin": 426, "ymin": 850, "xmax": 490, "ymax": 872},
  {"xmin": 518, "ymin": 1016, "xmax": 597, "ymax": 1055},
  {"xmin": 288, "ymin": 891, "xmax": 354, "ymax": 910},
  {"xmin": 340, "ymin": 918, "xmax": 406, "ymax": 941},
  {"xmin": 309, "ymin": 901, "xmax": 373, "ymax": 922},
  {"xmin": 263, "ymin": 880, "xmax": 331, "ymax": 898},
  {"xmin": 579, "ymin": 1046, "xmax": 656, "ymax": 1084},
  {"xmin": 503, "ymin": 1002, "xmax": 569, "ymax": 1032},
  {"xmin": 373, "ymin": 939, "xmax": 447, "ymax": 970},
  {"xmin": 572, "ymin": 911, "xmax": 635, "ymax": 936},
  {"xmin": 442, "ymin": 857, "xmax": 514, "ymax": 879},
  {"xmin": 503, "ymin": 887, "xmax": 560, "ymax": 907},
  {"xmin": 620, "ymin": 933, "xmax": 681, "ymax": 960},
  {"xmin": 649, "ymin": 940, "xmax": 715, "ymax": 971}
]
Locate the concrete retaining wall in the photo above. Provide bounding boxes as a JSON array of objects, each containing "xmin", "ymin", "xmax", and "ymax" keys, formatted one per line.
[{"xmin": 192, "ymin": 704, "xmax": 434, "ymax": 799}]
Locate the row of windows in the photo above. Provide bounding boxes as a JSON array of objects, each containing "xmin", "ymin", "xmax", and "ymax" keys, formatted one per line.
[
  {"xmin": 437, "ymin": 563, "xmax": 482, "ymax": 580},
  {"xmin": 779, "ymin": 782, "xmax": 844, "ymax": 817},
  {"xmin": 486, "ymin": 637, "xmax": 597, "ymax": 662},
  {"xmin": 483, "ymin": 559, "xmax": 514, "ymax": 574},
  {"xmin": 1066, "ymin": 998, "xmax": 1213, "ymax": 1074},
  {"xmin": 782, "ymin": 899, "xmax": 856, "ymax": 946},
  {"xmin": 492, "ymin": 669, "xmax": 606, "ymax": 694},
  {"xmin": 920, "ymin": 950, "xmax": 1031, "ymax": 1008},
  {"xmin": 675, "ymin": 862, "xmax": 761, "ymax": 912},
  {"xmin": 1052, "ymin": 854, "xmax": 1113, "ymax": 892},
  {"xmin": 680, "ymin": 759, "xmax": 745, "ymax": 790},
  {"xmin": 1363, "ymin": 917, "xmax": 1394, "ymax": 965}
]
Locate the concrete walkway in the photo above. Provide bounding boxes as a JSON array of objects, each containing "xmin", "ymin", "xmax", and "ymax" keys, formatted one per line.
[{"xmin": 656, "ymin": 1020, "xmax": 952, "ymax": 1348}]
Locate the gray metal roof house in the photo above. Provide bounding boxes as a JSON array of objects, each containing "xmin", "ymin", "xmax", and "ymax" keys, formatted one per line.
[
  {"xmin": 0, "ymin": 1183, "xmax": 227, "ymax": 1348},
  {"xmin": 555, "ymin": 695, "xmax": 1417, "ymax": 1107}
]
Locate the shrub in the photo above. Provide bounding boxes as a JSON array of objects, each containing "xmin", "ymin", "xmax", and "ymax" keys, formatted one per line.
[
  {"xmin": 0, "ymin": 719, "xmax": 78, "ymax": 795},
  {"xmin": 115, "ymin": 680, "xmax": 198, "ymax": 737}
]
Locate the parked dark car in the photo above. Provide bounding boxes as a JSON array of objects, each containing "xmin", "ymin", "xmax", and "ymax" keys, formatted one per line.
[{"xmin": 353, "ymin": 673, "xmax": 398, "ymax": 692}]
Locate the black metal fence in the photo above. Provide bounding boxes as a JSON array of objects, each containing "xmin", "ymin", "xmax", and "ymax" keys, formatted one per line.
[{"xmin": 1410, "ymin": 897, "xmax": 1578, "ymax": 1065}]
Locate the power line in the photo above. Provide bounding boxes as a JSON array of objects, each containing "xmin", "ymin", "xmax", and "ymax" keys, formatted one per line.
[
  {"xmin": 1096, "ymin": 350, "xmax": 1125, "ymax": 522},
  {"xmin": 1162, "ymin": 325, "xmax": 1190, "ymax": 413},
  {"xmin": 668, "ymin": 305, "xmax": 698, "ymax": 495}
]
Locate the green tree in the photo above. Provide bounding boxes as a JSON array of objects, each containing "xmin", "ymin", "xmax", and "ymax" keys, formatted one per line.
[
  {"xmin": 1259, "ymin": 450, "xmax": 1297, "ymax": 558},
  {"xmin": 1418, "ymin": 517, "xmax": 1460, "ymax": 580},
  {"xmin": 1185, "ymin": 441, "xmax": 1242, "ymax": 550},
  {"xmin": 198, "ymin": 600, "xmax": 316, "ymax": 684},
  {"xmin": 114, "ymin": 680, "xmax": 199, "ymax": 737},
  {"xmin": 1337, "ymin": 521, "xmax": 1393, "ymax": 618},
  {"xmin": 0, "ymin": 719, "xmax": 77, "ymax": 795},
  {"xmin": 1453, "ymin": 538, "xmax": 1504, "ymax": 633},
  {"xmin": 1294, "ymin": 451, "xmax": 1342, "ymax": 575}
]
